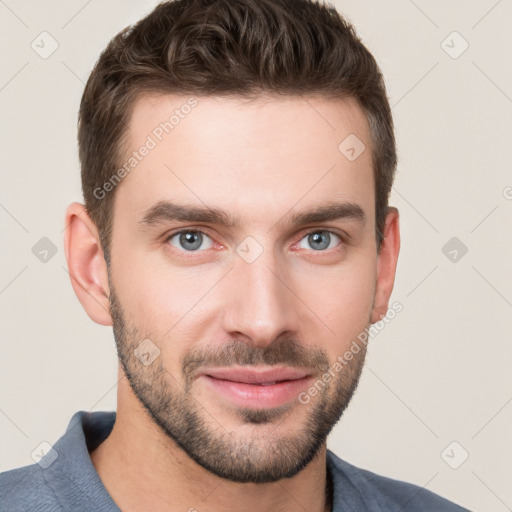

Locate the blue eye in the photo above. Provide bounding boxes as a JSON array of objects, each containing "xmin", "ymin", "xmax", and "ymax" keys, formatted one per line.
[
  {"xmin": 167, "ymin": 230, "xmax": 214, "ymax": 251},
  {"xmin": 166, "ymin": 229, "xmax": 343, "ymax": 255},
  {"xmin": 297, "ymin": 230, "xmax": 342, "ymax": 251}
]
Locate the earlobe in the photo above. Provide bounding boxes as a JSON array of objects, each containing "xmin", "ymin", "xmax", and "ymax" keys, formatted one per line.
[
  {"xmin": 371, "ymin": 207, "xmax": 400, "ymax": 324},
  {"xmin": 63, "ymin": 202, "xmax": 113, "ymax": 326}
]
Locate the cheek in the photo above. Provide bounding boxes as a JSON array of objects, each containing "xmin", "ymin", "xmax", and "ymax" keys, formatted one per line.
[
  {"xmin": 110, "ymin": 251, "xmax": 220, "ymax": 366},
  {"xmin": 117, "ymin": 269, "xmax": 191, "ymax": 334},
  {"xmin": 110, "ymin": 245, "xmax": 179, "ymax": 332},
  {"xmin": 300, "ymin": 257, "xmax": 376, "ymax": 353}
]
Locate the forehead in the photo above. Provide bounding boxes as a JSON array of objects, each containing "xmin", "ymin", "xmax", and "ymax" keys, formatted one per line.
[{"xmin": 114, "ymin": 93, "xmax": 374, "ymax": 229}]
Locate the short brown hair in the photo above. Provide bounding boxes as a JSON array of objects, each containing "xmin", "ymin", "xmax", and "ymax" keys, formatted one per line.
[{"xmin": 78, "ymin": 0, "xmax": 397, "ymax": 265}]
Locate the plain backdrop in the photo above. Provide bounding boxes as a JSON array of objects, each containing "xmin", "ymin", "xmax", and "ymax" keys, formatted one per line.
[{"xmin": 1, "ymin": 1, "xmax": 511, "ymax": 511}]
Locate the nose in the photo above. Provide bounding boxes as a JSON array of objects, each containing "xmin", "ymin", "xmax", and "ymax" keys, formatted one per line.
[{"xmin": 220, "ymin": 245, "xmax": 299, "ymax": 348}]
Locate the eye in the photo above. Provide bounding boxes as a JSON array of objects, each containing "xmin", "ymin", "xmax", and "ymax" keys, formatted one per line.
[
  {"xmin": 296, "ymin": 230, "xmax": 343, "ymax": 251},
  {"xmin": 167, "ymin": 230, "xmax": 214, "ymax": 252}
]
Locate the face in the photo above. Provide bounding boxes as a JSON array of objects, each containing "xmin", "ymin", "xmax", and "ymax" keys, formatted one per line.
[{"xmin": 107, "ymin": 93, "xmax": 379, "ymax": 483}]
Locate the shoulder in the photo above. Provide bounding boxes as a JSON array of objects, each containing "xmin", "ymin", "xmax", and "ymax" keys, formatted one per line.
[
  {"xmin": 0, "ymin": 463, "xmax": 62, "ymax": 512},
  {"xmin": 0, "ymin": 411, "xmax": 117, "ymax": 512},
  {"xmin": 326, "ymin": 449, "xmax": 471, "ymax": 511}
]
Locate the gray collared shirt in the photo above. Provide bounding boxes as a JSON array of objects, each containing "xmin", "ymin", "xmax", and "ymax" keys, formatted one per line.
[{"xmin": 0, "ymin": 411, "xmax": 470, "ymax": 511}]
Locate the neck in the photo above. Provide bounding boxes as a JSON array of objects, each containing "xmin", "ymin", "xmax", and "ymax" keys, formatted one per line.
[{"xmin": 90, "ymin": 375, "xmax": 331, "ymax": 512}]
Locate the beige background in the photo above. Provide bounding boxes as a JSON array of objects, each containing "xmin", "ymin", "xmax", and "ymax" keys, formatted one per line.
[{"xmin": 1, "ymin": 1, "xmax": 511, "ymax": 510}]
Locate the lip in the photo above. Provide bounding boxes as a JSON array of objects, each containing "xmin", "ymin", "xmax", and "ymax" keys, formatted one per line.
[
  {"xmin": 200, "ymin": 366, "xmax": 311, "ymax": 384},
  {"xmin": 198, "ymin": 366, "xmax": 314, "ymax": 409}
]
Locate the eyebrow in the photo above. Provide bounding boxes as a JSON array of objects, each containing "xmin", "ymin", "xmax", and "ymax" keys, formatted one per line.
[{"xmin": 138, "ymin": 200, "xmax": 366, "ymax": 231}]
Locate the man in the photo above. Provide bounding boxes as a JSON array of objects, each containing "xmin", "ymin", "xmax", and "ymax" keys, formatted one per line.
[{"xmin": 0, "ymin": 0, "xmax": 470, "ymax": 510}]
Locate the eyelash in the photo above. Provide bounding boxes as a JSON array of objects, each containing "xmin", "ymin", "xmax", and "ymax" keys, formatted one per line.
[{"xmin": 164, "ymin": 228, "xmax": 346, "ymax": 256}]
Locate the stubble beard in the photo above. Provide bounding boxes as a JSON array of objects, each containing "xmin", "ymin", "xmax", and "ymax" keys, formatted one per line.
[{"xmin": 108, "ymin": 285, "xmax": 368, "ymax": 483}]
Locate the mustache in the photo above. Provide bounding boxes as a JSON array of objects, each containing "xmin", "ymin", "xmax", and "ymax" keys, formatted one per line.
[
  {"xmin": 109, "ymin": 285, "xmax": 332, "ymax": 380},
  {"xmin": 182, "ymin": 337, "xmax": 330, "ymax": 381}
]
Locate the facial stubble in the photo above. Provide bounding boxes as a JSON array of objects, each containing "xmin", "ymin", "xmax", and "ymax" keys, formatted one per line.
[{"xmin": 108, "ymin": 284, "xmax": 368, "ymax": 484}]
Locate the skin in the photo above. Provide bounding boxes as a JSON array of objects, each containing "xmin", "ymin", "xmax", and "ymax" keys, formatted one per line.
[{"xmin": 64, "ymin": 93, "xmax": 400, "ymax": 512}]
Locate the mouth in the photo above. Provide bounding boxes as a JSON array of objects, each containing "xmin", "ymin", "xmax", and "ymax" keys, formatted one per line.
[{"xmin": 198, "ymin": 366, "xmax": 314, "ymax": 409}]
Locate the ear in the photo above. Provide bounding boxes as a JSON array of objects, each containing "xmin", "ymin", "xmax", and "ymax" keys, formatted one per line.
[
  {"xmin": 63, "ymin": 202, "xmax": 112, "ymax": 326},
  {"xmin": 370, "ymin": 207, "xmax": 400, "ymax": 324}
]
